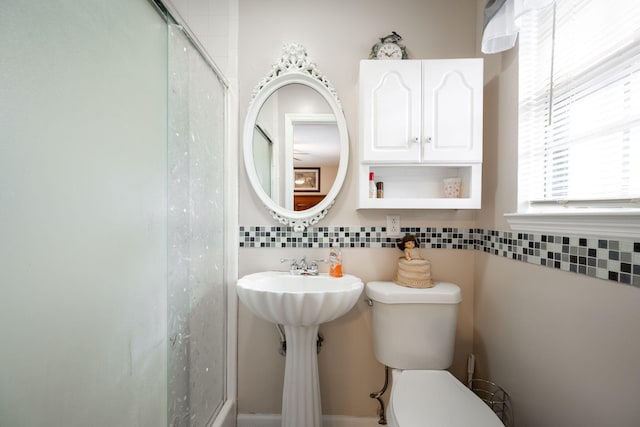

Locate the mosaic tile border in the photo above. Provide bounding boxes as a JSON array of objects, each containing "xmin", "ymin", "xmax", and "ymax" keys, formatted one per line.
[
  {"xmin": 239, "ymin": 226, "xmax": 640, "ymax": 287},
  {"xmin": 476, "ymin": 230, "xmax": 640, "ymax": 286},
  {"xmin": 239, "ymin": 226, "xmax": 474, "ymax": 249}
]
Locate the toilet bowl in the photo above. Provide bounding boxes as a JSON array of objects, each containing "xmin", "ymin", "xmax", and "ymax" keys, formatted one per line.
[
  {"xmin": 387, "ymin": 370, "xmax": 502, "ymax": 427},
  {"xmin": 366, "ymin": 281, "xmax": 502, "ymax": 427}
]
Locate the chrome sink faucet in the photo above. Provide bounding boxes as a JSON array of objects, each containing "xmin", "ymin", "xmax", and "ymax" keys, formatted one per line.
[{"xmin": 280, "ymin": 256, "xmax": 328, "ymax": 276}]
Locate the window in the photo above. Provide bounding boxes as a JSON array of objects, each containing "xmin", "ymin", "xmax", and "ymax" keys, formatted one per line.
[{"xmin": 508, "ymin": 0, "xmax": 640, "ymax": 239}]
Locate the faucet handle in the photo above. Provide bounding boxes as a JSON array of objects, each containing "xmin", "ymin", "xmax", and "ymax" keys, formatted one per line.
[
  {"xmin": 280, "ymin": 258, "xmax": 298, "ymax": 268},
  {"xmin": 298, "ymin": 256, "xmax": 308, "ymax": 270},
  {"xmin": 309, "ymin": 259, "xmax": 330, "ymax": 274}
]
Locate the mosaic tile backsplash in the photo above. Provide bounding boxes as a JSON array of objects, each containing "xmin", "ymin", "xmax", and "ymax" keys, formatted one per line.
[{"xmin": 239, "ymin": 226, "xmax": 640, "ymax": 287}]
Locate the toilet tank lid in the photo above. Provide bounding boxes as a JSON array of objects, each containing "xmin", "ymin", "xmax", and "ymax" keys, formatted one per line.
[{"xmin": 366, "ymin": 281, "xmax": 461, "ymax": 304}]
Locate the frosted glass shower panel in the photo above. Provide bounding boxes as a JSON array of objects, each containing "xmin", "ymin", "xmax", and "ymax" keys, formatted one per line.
[
  {"xmin": 0, "ymin": 1, "xmax": 168, "ymax": 426},
  {"xmin": 168, "ymin": 25, "xmax": 226, "ymax": 427}
]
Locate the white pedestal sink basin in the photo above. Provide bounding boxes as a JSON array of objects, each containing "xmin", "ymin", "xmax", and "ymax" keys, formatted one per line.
[{"xmin": 237, "ymin": 271, "xmax": 364, "ymax": 427}]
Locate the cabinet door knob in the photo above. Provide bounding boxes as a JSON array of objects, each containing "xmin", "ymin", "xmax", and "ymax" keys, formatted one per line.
[
  {"xmin": 425, "ymin": 136, "xmax": 432, "ymax": 143},
  {"xmin": 412, "ymin": 137, "xmax": 420, "ymax": 143}
]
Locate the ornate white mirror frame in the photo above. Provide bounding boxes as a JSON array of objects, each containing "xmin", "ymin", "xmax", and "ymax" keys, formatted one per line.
[{"xmin": 243, "ymin": 43, "xmax": 349, "ymax": 231}]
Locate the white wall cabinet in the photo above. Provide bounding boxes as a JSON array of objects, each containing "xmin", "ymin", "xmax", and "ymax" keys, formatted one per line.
[
  {"xmin": 359, "ymin": 60, "xmax": 423, "ymax": 162},
  {"xmin": 358, "ymin": 58, "xmax": 483, "ymax": 209}
]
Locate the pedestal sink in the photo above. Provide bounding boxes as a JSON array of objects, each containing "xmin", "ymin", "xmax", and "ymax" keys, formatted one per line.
[{"xmin": 237, "ymin": 271, "xmax": 364, "ymax": 427}]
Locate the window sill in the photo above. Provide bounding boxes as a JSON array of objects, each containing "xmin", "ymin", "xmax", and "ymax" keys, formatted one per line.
[{"xmin": 504, "ymin": 210, "xmax": 640, "ymax": 240}]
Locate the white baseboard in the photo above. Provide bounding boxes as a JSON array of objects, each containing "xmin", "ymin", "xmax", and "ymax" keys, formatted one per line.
[{"xmin": 237, "ymin": 413, "xmax": 380, "ymax": 427}]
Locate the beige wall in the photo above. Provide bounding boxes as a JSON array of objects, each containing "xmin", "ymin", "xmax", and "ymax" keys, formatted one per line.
[
  {"xmin": 238, "ymin": 0, "xmax": 480, "ymax": 417},
  {"xmin": 474, "ymin": 37, "xmax": 640, "ymax": 427}
]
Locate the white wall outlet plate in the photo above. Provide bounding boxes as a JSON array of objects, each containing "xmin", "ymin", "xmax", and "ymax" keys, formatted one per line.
[{"xmin": 386, "ymin": 215, "xmax": 401, "ymax": 237}]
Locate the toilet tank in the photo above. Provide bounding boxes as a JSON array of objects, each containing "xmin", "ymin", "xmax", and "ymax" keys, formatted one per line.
[{"xmin": 366, "ymin": 281, "xmax": 461, "ymax": 370}]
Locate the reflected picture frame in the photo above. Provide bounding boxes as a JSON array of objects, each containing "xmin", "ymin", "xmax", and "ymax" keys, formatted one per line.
[{"xmin": 294, "ymin": 167, "xmax": 320, "ymax": 192}]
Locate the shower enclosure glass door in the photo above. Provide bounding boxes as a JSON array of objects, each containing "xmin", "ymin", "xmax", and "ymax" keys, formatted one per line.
[
  {"xmin": 0, "ymin": 1, "xmax": 229, "ymax": 426},
  {"xmin": 167, "ymin": 22, "xmax": 228, "ymax": 427}
]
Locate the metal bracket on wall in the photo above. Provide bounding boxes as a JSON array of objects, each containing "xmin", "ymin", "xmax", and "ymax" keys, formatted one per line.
[{"xmin": 369, "ymin": 365, "xmax": 389, "ymax": 425}]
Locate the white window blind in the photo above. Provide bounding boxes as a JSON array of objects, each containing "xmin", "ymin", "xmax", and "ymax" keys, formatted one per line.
[{"xmin": 518, "ymin": 0, "xmax": 640, "ymax": 209}]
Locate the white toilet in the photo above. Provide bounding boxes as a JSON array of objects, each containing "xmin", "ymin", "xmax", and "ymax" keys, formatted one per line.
[{"xmin": 366, "ymin": 281, "xmax": 503, "ymax": 427}]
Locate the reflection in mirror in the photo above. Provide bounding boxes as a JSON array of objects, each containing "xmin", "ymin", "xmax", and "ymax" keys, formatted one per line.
[
  {"xmin": 253, "ymin": 124, "xmax": 273, "ymax": 198},
  {"xmin": 254, "ymin": 84, "xmax": 340, "ymax": 211},
  {"xmin": 288, "ymin": 117, "xmax": 339, "ymax": 211},
  {"xmin": 243, "ymin": 43, "xmax": 349, "ymax": 231}
]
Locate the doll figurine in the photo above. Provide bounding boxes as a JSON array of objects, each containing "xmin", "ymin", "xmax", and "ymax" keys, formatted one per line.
[
  {"xmin": 394, "ymin": 233, "xmax": 433, "ymax": 288},
  {"xmin": 396, "ymin": 234, "xmax": 423, "ymax": 261}
]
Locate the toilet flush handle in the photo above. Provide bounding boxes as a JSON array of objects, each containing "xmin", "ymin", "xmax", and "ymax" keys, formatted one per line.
[{"xmin": 364, "ymin": 297, "xmax": 373, "ymax": 307}]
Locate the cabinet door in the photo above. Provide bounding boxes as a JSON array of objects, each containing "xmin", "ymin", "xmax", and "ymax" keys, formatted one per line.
[
  {"xmin": 422, "ymin": 59, "xmax": 483, "ymax": 162},
  {"xmin": 360, "ymin": 60, "xmax": 422, "ymax": 162}
]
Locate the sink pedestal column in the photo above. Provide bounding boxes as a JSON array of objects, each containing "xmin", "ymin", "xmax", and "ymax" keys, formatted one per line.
[{"xmin": 281, "ymin": 324, "xmax": 322, "ymax": 427}]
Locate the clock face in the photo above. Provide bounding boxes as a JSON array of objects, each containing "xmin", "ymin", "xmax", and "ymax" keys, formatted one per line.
[{"xmin": 376, "ymin": 42, "xmax": 403, "ymax": 59}]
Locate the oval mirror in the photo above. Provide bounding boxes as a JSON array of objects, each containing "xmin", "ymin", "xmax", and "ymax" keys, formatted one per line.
[{"xmin": 243, "ymin": 43, "xmax": 349, "ymax": 231}]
